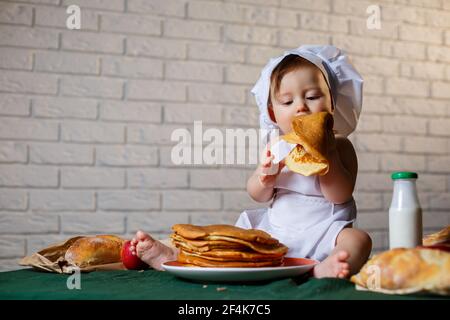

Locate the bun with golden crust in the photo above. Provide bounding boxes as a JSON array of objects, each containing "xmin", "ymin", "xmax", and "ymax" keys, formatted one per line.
[
  {"xmin": 423, "ymin": 226, "xmax": 450, "ymax": 246},
  {"xmin": 65, "ymin": 235, "xmax": 125, "ymax": 268},
  {"xmin": 351, "ymin": 247, "xmax": 450, "ymax": 295}
]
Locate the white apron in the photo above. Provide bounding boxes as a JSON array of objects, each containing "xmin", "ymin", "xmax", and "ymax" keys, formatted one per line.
[{"xmin": 235, "ymin": 166, "xmax": 357, "ymax": 262}]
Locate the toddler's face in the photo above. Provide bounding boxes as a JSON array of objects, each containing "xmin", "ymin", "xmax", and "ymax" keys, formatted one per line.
[{"xmin": 269, "ymin": 65, "xmax": 333, "ymax": 134}]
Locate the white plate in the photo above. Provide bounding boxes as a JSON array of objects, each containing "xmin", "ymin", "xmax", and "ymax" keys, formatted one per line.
[{"xmin": 161, "ymin": 257, "xmax": 319, "ymax": 282}]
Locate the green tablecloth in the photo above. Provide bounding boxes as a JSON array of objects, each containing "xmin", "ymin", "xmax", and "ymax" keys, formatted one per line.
[{"xmin": 0, "ymin": 268, "xmax": 447, "ymax": 300}]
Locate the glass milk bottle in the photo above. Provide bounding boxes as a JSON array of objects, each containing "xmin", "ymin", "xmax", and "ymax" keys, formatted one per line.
[{"xmin": 389, "ymin": 172, "xmax": 423, "ymax": 249}]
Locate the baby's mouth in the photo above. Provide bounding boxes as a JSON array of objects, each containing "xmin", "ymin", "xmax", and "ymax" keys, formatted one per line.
[{"xmin": 295, "ymin": 112, "xmax": 311, "ymax": 117}]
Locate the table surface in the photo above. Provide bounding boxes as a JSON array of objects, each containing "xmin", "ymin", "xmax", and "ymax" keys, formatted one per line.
[{"xmin": 0, "ymin": 268, "xmax": 447, "ymax": 300}]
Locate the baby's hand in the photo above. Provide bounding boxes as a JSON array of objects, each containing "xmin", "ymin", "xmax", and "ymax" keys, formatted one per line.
[{"xmin": 258, "ymin": 144, "xmax": 285, "ymax": 188}]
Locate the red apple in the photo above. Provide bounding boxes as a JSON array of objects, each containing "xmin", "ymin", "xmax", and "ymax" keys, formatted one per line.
[{"xmin": 121, "ymin": 240, "xmax": 149, "ymax": 270}]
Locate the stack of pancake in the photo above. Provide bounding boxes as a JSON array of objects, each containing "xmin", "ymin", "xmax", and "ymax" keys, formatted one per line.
[{"xmin": 171, "ymin": 224, "xmax": 288, "ymax": 267}]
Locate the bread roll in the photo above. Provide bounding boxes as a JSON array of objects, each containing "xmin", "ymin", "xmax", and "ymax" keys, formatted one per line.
[
  {"xmin": 423, "ymin": 226, "xmax": 450, "ymax": 246},
  {"xmin": 351, "ymin": 247, "xmax": 450, "ymax": 295},
  {"xmin": 65, "ymin": 235, "xmax": 125, "ymax": 268}
]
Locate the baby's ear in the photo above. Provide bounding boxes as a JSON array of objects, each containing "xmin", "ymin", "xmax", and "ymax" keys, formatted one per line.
[{"xmin": 268, "ymin": 104, "xmax": 276, "ymax": 122}]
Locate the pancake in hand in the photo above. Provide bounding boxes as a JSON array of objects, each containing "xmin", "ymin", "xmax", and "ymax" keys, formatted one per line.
[{"xmin": 282, "ymin": 111, "xmax": 333, "ymax": 176}]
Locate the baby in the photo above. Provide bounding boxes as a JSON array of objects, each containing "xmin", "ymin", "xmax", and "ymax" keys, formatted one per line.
[{"xmin": 130, "ymin": 45, "xmax": 372, "ymax": 278}]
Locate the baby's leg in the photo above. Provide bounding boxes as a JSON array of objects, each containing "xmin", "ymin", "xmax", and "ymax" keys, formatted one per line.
[
  {"xmin": 129, "ymin": 230, "xmax": 179, "ymax": 271},
  {"xmin": 335, "ymin": 228, "xmax": 372, "ymax": 275},
  {"xmin": 313, "ymin": 228, "xmax": 372, "ymax": 278}
]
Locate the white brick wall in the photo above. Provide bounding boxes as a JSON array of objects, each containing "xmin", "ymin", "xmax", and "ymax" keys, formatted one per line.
[{"xmin": 0, "ymin": 0, "xmax": 449, "ymax": 271}]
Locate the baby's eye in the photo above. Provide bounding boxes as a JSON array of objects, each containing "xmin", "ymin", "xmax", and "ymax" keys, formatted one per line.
[
  {"xmin": 306, "ymin": 96, "xmax": 321, "ymax": 101},
  {"xmin": 282, "ymin": 101, "xmax": 293, "ymax": 105}
]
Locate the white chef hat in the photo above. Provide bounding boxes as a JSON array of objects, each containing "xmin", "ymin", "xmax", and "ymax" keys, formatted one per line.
[{"xmin": 252, "ymin": 45, "xmax": 363, "ymax": 139}]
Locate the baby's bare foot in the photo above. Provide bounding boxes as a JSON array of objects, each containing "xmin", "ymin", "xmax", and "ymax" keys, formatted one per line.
[
  {"xmin": 313, "ymin": 250, "xmax": 351, "ymax": 279},
  {"xmin": 129, "ymin": 230, "xmax": 177, "ymax": 271}
]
